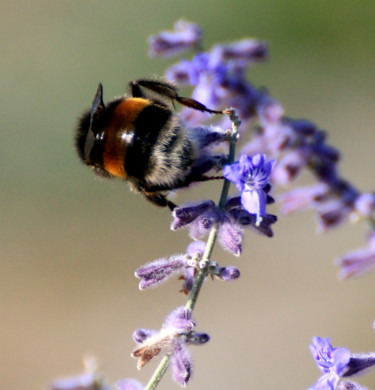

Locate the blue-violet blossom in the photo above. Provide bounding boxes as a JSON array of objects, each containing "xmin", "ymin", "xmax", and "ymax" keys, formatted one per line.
[
  {"xmin": 223, "ymin": 154, "xmax": 275, "ymax": 226},
  {"xmin": 308, "ymin": 337, "xmax": 350, "ymax": 390}
]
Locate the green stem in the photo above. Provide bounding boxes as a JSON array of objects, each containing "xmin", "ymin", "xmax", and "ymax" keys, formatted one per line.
[
  {"xmin": 144, "ymin": 355, "xmax": 170, "ymax": 390},
  {"xmin": 144, "ymin": 109, "xmax": 241, "ymax": 390}
]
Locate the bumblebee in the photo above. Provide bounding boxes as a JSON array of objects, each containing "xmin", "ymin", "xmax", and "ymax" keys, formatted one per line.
[{"xmin": 75, "ymin": 79, "xmax": 227, "ymax": 209}]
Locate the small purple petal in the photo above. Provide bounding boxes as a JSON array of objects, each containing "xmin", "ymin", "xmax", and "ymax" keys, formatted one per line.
[
  {"xmin": 186, "ymin": 240, "xmax": 206, "ymax": 257},
  {"xmin": 241, "ymin": 188, "xmax": 267, "ymax": 225},
  {"xmin": 181, "ymin": 267, "xmax": 195, "ymax": 294},
  {"xmin": 355, "ymin": 193, "xmax": 375, "ymax": 216},
  {"xmin": 217, "ymin": 218, "xmax": 243, "ymax": 256},
  {"xmin": 218, "ymin": 266, "xmax": 240, "ymax": 281},
  {"xmin": 170, "ymin": 340, "xmax": 192, "ymax": 386},
  {"xmin": 336, "ymin": 244, "xmax": 375, "ymax": 279},
  {"xmin": 135, "ymin": 255, "xmax": 187, "ymax": 290},
  {"xmin": 171, "ymin": 200, "xmax": 215, "ymax": 230},
  {"xmin": 132, "ymin": 328, "xmax": 157, "ymax": 344},
  {"xmin": 164, "ymin": 307, "xmax": 195, "ymax": 332},
  {"xmin": 185, "ymin": 331, "xmax": 210, "ymax": 345}
]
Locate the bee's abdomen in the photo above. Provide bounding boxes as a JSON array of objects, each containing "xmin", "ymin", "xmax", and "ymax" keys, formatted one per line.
[{"xmin": 125, "ymin": 104, "xmax": 194, "ymax": 190}]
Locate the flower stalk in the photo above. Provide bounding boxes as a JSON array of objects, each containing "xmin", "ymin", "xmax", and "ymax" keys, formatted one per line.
[{"xmin": 144, "ymin": 109, "xmax": 241, "ymax": 390}]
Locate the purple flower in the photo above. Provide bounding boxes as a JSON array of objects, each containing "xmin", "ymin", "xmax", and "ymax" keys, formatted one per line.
[
  {"xmin": 208, "ymin": 39, "xmax": 268, "ymax": 66},
  {"xmin": 278, "ymin": 184, "xmax": 330, "ymax": 215},
  {"xmin": 271, "ymin": 149, "xmax": 311, "ymax": 186},
  {"xmin": 171, "ymin": 198, "xmax": 276, "ymax": 256},
  {"xmin": 165, "ymin": 39, "xmax": 270, "ymax": 131},
  {"xmin": 354, "ymin": 193, "xmax": 375, "ymax": 216},
  {"xmin": 116, "ymin": 379, "xmax": 144, "ymax": 390},
  {"xmin": 135, "ymin": 240, "xmax": 240, "ymax": 294},
  {"xmin": 148, "ymin": 20, "xmax": 201, "ymax": 57},
  {"xmin": 315, "ymin": 199, "xmax": 353, "ymax": 233},
  {"xmin": 171, "ymin": 200, "xmax": 243, "ymax": 256},
  {"xmin": 308, "ymin": 337, "xmax": 351, "ymax": 390},
  {"xmin": 135, "ymin": 254, "xmax": 188, "ymax": 290},
  {"xmin": 45, "ymin": 374, "xmax": 106, "ymax": 390},
  {"xmin": 131, "ymin": 307, "xmax": 208, "ymax": 386},
  {"xmin": 223, "ymin": 154, "xmax": 275, "ymax": 225},
  {"xmin": 336, "ymin": 231, "xmax": 375, "ymax": 279}
]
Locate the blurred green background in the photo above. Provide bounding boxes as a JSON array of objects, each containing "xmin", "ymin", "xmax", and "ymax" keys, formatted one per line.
[{"xmin": 2, "ymin": 1, "xmax": 375, "ymax": 389}]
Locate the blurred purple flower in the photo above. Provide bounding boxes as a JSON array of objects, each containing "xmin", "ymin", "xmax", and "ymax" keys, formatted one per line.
[
  {"xmin": 315, "ymin": 199, "xmax": 353, "ymax": 233},
  {"xmin": 271, "ymin": 149, "xmax": 311, "ymax": 186},
  {"xmin": 116, "ymin": 379, "xmax": 144, "ymax": 390},
  {"xmin": 45, "ymin": 357, "xmax": 110, "ymax": 390},
  {"xmin": 308, "ymin": 337, "xmax": 351, "ymax": 390},
  {"xmin": 354, "ymin": 193, "xmax": 375, "ymax": 216},
  {"xmin": 148, "ymin": 20, "xmax": 201, "ymax": 57},
  {"xmin": 223, "ymin": 154, "xmax": 275, "ymax": 225},
  {"xmin": 208, "ymin": 39, "xmax": 268, "ymax": 66},
  {"xmin": 46, "ymin": 373, "xmax": 108, "ymax": 390},
  {"xmin": 278, "ymin": 184, "xmax": 330, "ymax": 215},
  {"xmin": 336, "ymin": 231, "xmax": 375, "ymax": 279}
]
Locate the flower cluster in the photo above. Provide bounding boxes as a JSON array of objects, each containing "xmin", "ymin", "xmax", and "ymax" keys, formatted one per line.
[
  {"xmin": 131, "ymin": 307, "xmax": 209, "ymax": 386},
  {"xmin": 135, "ymin": 240, "xmax": 240, "ymax": 294},
  {"xmin": 171, "ymin": 193, "xmax": 276, "ymax": 257},
  {"xmin": 154, "ymin": 20, "xmax": 375, "ymax": 280}
]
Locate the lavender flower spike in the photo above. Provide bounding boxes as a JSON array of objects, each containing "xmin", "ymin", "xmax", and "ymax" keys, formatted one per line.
[
  {"xmin": 336, "ymin": 231, "xmax": 375, "ymax": 279},
  {"xmin": 223, "ymin": 154, "xmax": 275, "ymax": 226},
  {"xmin": 308, "ymin": 337, "xmax": 351, "ymax": 390}
]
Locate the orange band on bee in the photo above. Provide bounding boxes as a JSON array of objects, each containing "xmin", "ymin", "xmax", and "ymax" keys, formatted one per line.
[{"xmin": 103, "ymin": 98, "xmax": 150, "ymax": 178}]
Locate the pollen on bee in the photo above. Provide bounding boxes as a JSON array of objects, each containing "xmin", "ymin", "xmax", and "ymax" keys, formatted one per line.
[{"xmin": 121, "ymin": 131, "xmax": 135, "ymax": 143}]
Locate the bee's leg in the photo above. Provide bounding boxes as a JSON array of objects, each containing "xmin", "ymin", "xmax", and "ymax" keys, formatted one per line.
[
  {"xmin": 191, "ymin": 154, "xmax": 229, "ymax": 175},
  {"xmin": 143, "ymin": 190, "xmax": 177, "ymax": 211},
  {"xmin": 129, "ymin": 79, "xmax": 224, "ymax": 115}
]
